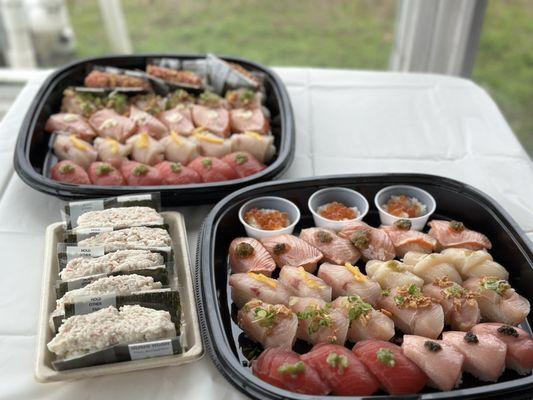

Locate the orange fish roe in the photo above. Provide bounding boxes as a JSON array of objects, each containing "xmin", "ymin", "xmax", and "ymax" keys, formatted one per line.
[
  {"xmin": 244, "ymin": 208, "xmax": 289, "ymax": 231},
  {"xmin": 384, "ymin": 195, "xmax": 425, "ymax": 218},
  {"xmin": 318, "ymin": 201, "xmax": 357, "ymax": 221}
]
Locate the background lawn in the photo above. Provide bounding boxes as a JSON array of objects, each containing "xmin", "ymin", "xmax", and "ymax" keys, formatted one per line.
[{"xmin": 66, "ymin": 0, "xmax": 532, "ymax": 155}]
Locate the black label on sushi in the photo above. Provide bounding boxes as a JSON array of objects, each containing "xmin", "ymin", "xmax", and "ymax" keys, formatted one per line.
[
  {"xmin": 73, "ymin": 293, "xmax": 117, "ymax": 315},
  {"xmin": 128, "ymin": 339, "xmax": 173, "ymax": 360}
]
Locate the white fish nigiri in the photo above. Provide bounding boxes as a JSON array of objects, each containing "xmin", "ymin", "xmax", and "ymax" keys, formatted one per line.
[
  {"xmin": 229, "ymin": 272, "xmax": 291, "ymax": 308},
  {"xmin": 403, "ymin": 252, "xmax": 463, "ymax": 284},
  {"xmin": 278, "ymin": 266, "xmax": 332, "ymax": 302},
  {"xmin": 366, "ymin": 260, "xmax": 424, "ymax": 289},
  {"xmin": 441, "ymin": 248, "xmax": 508, "ymax": 280}
]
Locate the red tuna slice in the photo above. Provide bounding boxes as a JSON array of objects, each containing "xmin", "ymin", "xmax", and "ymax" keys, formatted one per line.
[
  {"xmin": 428, "ymin": 219, "xmax": 492, "ymax": 250},
  {"xmin": 301, "ymin": 343, "xmax": 379, "ymax": 396},
  {"xmin": 88, "ymin": 162, "xmax": 125, "ymax": 186},
  {"xmin": 130, "ymin": 105, "xmax": 169, "ymax": 139},
  {"xmin": 338, "ymin": 220, "xmax": 396, "ymax": 261},
  {"xmin": 228, "ymin": 237, "xmax": 276, "ymax": 276},
  {"xmin": 221, "ymin": 151, "xmax": 266, "ymax": 178},
  {"xmin": 120, "ymin": 161, "xmax": 162, "ymax": 186},
  {"xmin": 353, "ymin": 340, "xmax": 428, "ymax": 395},
  {"xmin": 158, "ymin": 106, "xmax": 195, "ymax": 136},
  {"xmin": 188, "ymin": 156, "xmax": 238, "ymax": 183},
  {"xmin": 44, "ymin": 113, "xmax": 96, "ymax": 142},
  {"xmin": 89, "ymin": 108, "xmax": 136, "ymax": 142},
  {"xmin": 154, "ymin": 161, "xmax": 201, "ymax": 185},
  {"xmin": 252, "ymin": 347, "xmax": 331, "ymax": 395},
  {"xmin": 51, "ymin": 160, "xmax": 91, "ymax": 185},
  {"xmin": 230, "ymin": 108, "xmax": 269, "ymax": 134},
  {"xmin": 191, "ymin": 105, "xmax": 230, "ymax": 138}
]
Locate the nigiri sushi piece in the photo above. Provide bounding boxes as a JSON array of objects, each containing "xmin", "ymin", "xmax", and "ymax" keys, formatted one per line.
[
  {"xmin": 159, "ymin": 132, "xmax": 199, "ymax": 164},
  {"xmin": 197, "ymin": 91, "xmax": 229, "ymax": 109},
  {"xmin": 338, "ymin": 221, "xmax": 395, "ymax": 261},
  {"xmin": 422, "ymin": 277, "xmax": 480, "ymax": 331},
  {"xmin": 192, "ymin": 131, "xmax": 233, "ymax": 158},
  {"xmin": 289, "ymin": 297, "xmax": 349, "ymax": 345},
  {"xmin": 377, "ymin": 285, "xmax": 444, "ymax": 339},
  {"xmin": 89, "ymin": 108, "xmax": 136, "ymax": 142},
  {"xmin": 229, "ymin": 272, "xmax": 291, "ymax": 308},
  {"xmin": 230, "ymin": 132, "xmax": 275, "ymax": 163},
  {"xmin": 51, "ymin": 160, "xmax": 90, "ymax": 185},
  {"xmin": 84, "ymin": 69, "xmax": 150, "ymax": 89},
  {"xmin": 301, "ymin": 343, "xmax": 379, "ymax": 396},
  {"xmin": 88, "ymin": 162, "xmax": 125, "ymax": 186},
  {"xmin": 261, "ymin": 234, "xmax": 323, "ymax": 273},
  {"xmin": 53, "ymin": 134, "xmax": 97, "ymax": 170},
  {"xmin": 278, "ymin": 266, "xmax": 332, "ymax": 302},
  {"xmin": 402, "ymin": 335, "xmax": 464, "ymax": 391},
  {"xmin": 238, "ymin": 299, "xmax": 298, "ymax": 349},
  {"xmin": 428, "ymin": 220, "xmax": 492, "ymax": 250},
  {"xmin": 442, "ymin": 331, "xmax": 506, "ymax": 382},
  {"xmin": 228, "ymin": 237, "xmax": 276, "ymax": 276},
  {"xmin": 331, "ymin": 295, "xmax": 395, "ymax": 342},
  {"xmin": 188, "ymin": 156, "xmax": 238, "ymax": 183},
  {"xmin": 146, "ymin": 64, "xmax": 203, "ymax": 87},
  {"xmin": 45, "ymin": 113, "xmax": 96, "ymax": 141},
  {"xmin": 120, "ymin": 161, "xmax": 162, "ymax": 186},
  {"xmin": 93, "ymin": 137, "xmax": 132, "ymax": 168},
  {"xmin": 299, "ymin": 228, "xmax": 361, "ymax": 265},
  {"xmin": 472, "ymin": 323, "xmax": 533, "ymax": 375},
  {"xmin": 252, "ymin": 347, "xmax": 331, "ymax": 395},
  {"xmin": 192, "ymin": 105, "xmax": 230, "ymax": 138},
  {"xmin": 403, "ymin": 252, "xmax": 463, "ymax": 284},
  {"xmin": 381, "ymin": 220, "xmax": 437, "ymax": 257},
  {"xmin": 317, "ymin": 263, "xmax": 381, "ymax": 305},
  {"xmin": 230, "ymin": 108, "xmax": 269, "ymax": 134},
  {"xmin": 353, "ymin": 340, "xmax": 428, "ymax": 395},
  {"xmin": 225, "ymin": 88, "xmax": 262, "ymax": 109},
  {"xmin": 366, "ymin": 260, "xmax": 424, "ymax": 289},
  {"xmin": 158, "ymin": 106, "xmax": 195, "ymax": 136},
  {"xmin": 130, "ymin": 105, "xmax": 169, "ymax": 139},
  {"xmin": 220, "ymin": 152, "xmax": 266, "ymax": 178},
  {"xmin": 154, "ymin": 161, "xmax": 202, "ymax": 185},
  {"xmin": 441, "ymin": 248, "xmax": 509, "ymax": 280},
  {"xmin": 126, "ymin": 132, "xmax": 165, "ymax": 166},
  {"xmin": 463, "ymin": 277, "xmax": 530, "ymax": 325}
]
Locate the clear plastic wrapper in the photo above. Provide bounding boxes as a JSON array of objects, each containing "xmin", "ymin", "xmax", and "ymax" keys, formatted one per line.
[
  {"xmin": 146, "ymin": 58, "xmax": 206, "ymax": 94},
  {"xmin": 206, "ymin": 53, "xmax": 261, "ymax": 94}
]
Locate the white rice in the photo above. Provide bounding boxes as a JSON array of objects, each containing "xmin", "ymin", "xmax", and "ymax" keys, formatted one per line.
[
  {"xmin": 78, "ymin": 226, "xmax": 172, "ymax": 252},
  {"xmin": 77, "ymin": 207, "xmax": 163, "ymax": 229}
]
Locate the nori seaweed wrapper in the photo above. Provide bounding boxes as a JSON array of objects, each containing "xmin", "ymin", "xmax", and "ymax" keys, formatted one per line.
[
  {"xmin": 145, "ymin": 58, "xmax": 206, "ymax": 94},
  {"xmin": 206, "ymin": 53, "xmax": 260, "ymax": 95}
]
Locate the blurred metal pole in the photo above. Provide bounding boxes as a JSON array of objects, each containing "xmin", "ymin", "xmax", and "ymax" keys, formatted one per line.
[
  {"xmin": 0, "ymin": 0, "xmax": 37, "ymax": 67},
  {"xmin": 390, "ymin": 0, "xmax": 487, "ymax": 77},
  {"xmin": 98, "ymin": 0, "xmax": 132, "ymax": 54}
]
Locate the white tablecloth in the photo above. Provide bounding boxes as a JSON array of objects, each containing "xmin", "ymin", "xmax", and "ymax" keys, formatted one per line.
[{"xmin": 0, "ymin": 68, "xmax": 532, "ymax": 400}]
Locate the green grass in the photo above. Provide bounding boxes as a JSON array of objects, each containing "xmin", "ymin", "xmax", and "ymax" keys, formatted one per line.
[{"xmin": 66, "ymin": 0, "xmax": 532, "ymax": 155}]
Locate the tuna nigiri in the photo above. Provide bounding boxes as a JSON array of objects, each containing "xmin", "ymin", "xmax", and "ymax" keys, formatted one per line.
[
  {"xmin": 442, "ymin": 331, "xmax": 506, "ymax": 382},
  {"xmin": 220, "ymin": 151, "xmax": 266, "ymax": 178},
  {"xmin": 88, "ymin": 162, "xmax": 125, "ymax": 186},
  {"xmin": 229, "ymin": 272, "xmax": 291, "ymax": 307},
  {"xmin": 228, "ymin": 237, "xmax": 276, "ymax": 276},
  {"xmin": 261, "ymin": 234, "xmax": 323, "ymax": 273},
  {"xmin": 472, "ymin": 323, "xmax": 533, "ymax": 375},
  {"xmin": 120, "ymin": 161, "xmax": 162, "ymax": 186},
  {"xmin": 428, "ymin": 220, "xmax": 492, "ymax": 250},
  {"xmin": 252, "ymin": 347, "xmax": 331, "ymax": 395},
  {"xmin": 353, "ymin": 340, "xmax": 428, "ymax": 395},
  {"xmin": 188, "ymin": 156, "xmax": 238, "ymax": 183},
  {"xmin": 238, "ymin": 299, "xmax": 298, "ymax": 349},
  {"xmin": 51, "ymin": 160, "xmax": 90, "ymax": 185},
  {"xmin": 331, "ymin": 295, "xmax": 395, "ymax": 342},
  {"xmin": 278, "ymin": 266, "xmax": 332, "ymax": 302},
  {"xmin": 402, "ymin": 335, "xmax": 464, "ymax": 391},
  {"xmin": 299, "ymin": 228, "xmax": 361, "ymax": 265},
  {"xmin": 381, "ymin": 221, "xmax": 437, "ymax": 257},
  {"xmin": 154, "ymin": 161, "xmax": 202, "ymax": 185},
  {"xmin": 301, "ymin": 343, "xmax": 379, "ymax": 396},
  {"xmin": 338, "ymin": 221, "xmax": 395, "ymax": 261},
  {"xmin": 317, "ymin": 263, "xmax": 381, "ymax": 306}
]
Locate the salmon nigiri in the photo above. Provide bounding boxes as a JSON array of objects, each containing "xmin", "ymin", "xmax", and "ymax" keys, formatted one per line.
[
  {"xmin": 261, "ymin": 234, "xmax": 323, "ymax": 273},
  {"xmin": 442, "ymin": 331, "xmax": 507, "ymax": 382},
  {"xmin": 428, "ymin": 220, "xmax": 492, "ymax": 250},
  {"xmin": 229, "ymin": 272, "xmax": 291, "ymax": 308},
  {"xmin": 402, "ymin": 335, "xmax": 464, "ymax": 391},
  {"xmin": 472, "ymin": 323, "xmax": 533, "ymax": 375},
  {"xmin": 301, "ymin": 343, "xmax": 379, "ymax": 396},
  {"xmin": 317, "ymin": 263, "xmax": 381, "ymax": 306},
  {"xmin": 252, "ymin": 347, "xmax": 331, "ymax": 395},
  {"xmin": 238, "ymin": 299, "xmax": 298, "ymax": 349},
  {"xmin": 278, "ymin": 266, "xmax": 332, "ymax": 302},
  {"xmin": 381, "ymin": 220, "xmax": 437, "ymax": 257},
  {"xmin": 377, "ymin": 285, "xmax": 444, "ymax": 339},
  {"xmin": 299, "ymin": 228, "xmax": 361, "ymax": 265},
  {"xmin": 228, "ymin": 237, "xmax": 276, "ymax": 276},
  {"xmin": 463, "ymin": 276, "xmax": 530, "ymax": 325},
  {"xmin": 331, "ymin": 295, "xmax": 395, "ymax": 342},
  {"xmin": 353, "ymin": 340, "xmax": 427, "ymax": 395},
  {"xmin": 338, "ymin": 221, "xmax": 395, "ymax": 261}
]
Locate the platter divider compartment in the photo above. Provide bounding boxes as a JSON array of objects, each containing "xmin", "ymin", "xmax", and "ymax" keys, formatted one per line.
[{"xmin": 35, "ymin": 211, "xmax": 203, "ymax": 382}]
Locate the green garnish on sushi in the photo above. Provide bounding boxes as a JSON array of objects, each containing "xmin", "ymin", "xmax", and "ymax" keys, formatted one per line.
[
  {"xmin": 278, "ymin": 361, "xmax": 306, "ymax": 377},
  {"xmin": 326, "ymin": 352, "xmax": 349, "ymax": 373},
  {"xmin": 345, "ymin": 295, "xmax": 372, "ymax": 321},
  {"xmin": 202, "ymin": 158, "xmax": 213, "ymax": 169},
  {"xmin": 296, "ymin": 307, "xmax": 332, "ymax": 335},
  {"xmin": 235, "ymin": 153, "xmax": 248, "ymax": 165},
  {"xmin": 482, "ymin": 277, "xmax": 510, "ymax": 295},
  {"xmin": 253, "ymin": 307, "xmax": 277, "ymax": 328},
  {"xmin": 449, "ymin": 220, "xmax": 465, "ymax": 232},
  {"xmin": 394, "ymin": 219, "xmax": 412, "ymax": 230},
  {"xmin": 376, "ymin": 348, "xmax": 395, "ymax": 367},
  {"xmin": 317, "ymin": 230, "xmax": 333, "ymax": 243},
  {"xmin": 171, "ymin": 162, "xmax": 182, "ymax": 173},
  {"xmin": 96, "ymin": 163, "xmax": 113, "ymax": 175},
  {"xmin": 236, "ymin": 242, "xmax": 254, "ymax": 258},
  {"xmin": 59, "ymin": 163, "xmax": 75, "ymax": 174},
  {"xmin": 350, "ymin": 230, "xmax": 370, "ymax": 250},
  {"xmin": 133, "ymin": 165, "xmax": 149, "ymax": 176}
]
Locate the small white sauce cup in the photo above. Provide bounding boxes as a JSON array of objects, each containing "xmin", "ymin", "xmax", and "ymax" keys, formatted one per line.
[
  {"xmin": 238, "ymin": 196, "xmax": 301, "ymax": 240},
  {"xmin": 308, "ymin": 187, "xmax": 369, "ymax": 231},
  {"xmin": 374, "ymin": 185, "xmax": 436, "ymax": 231}
]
